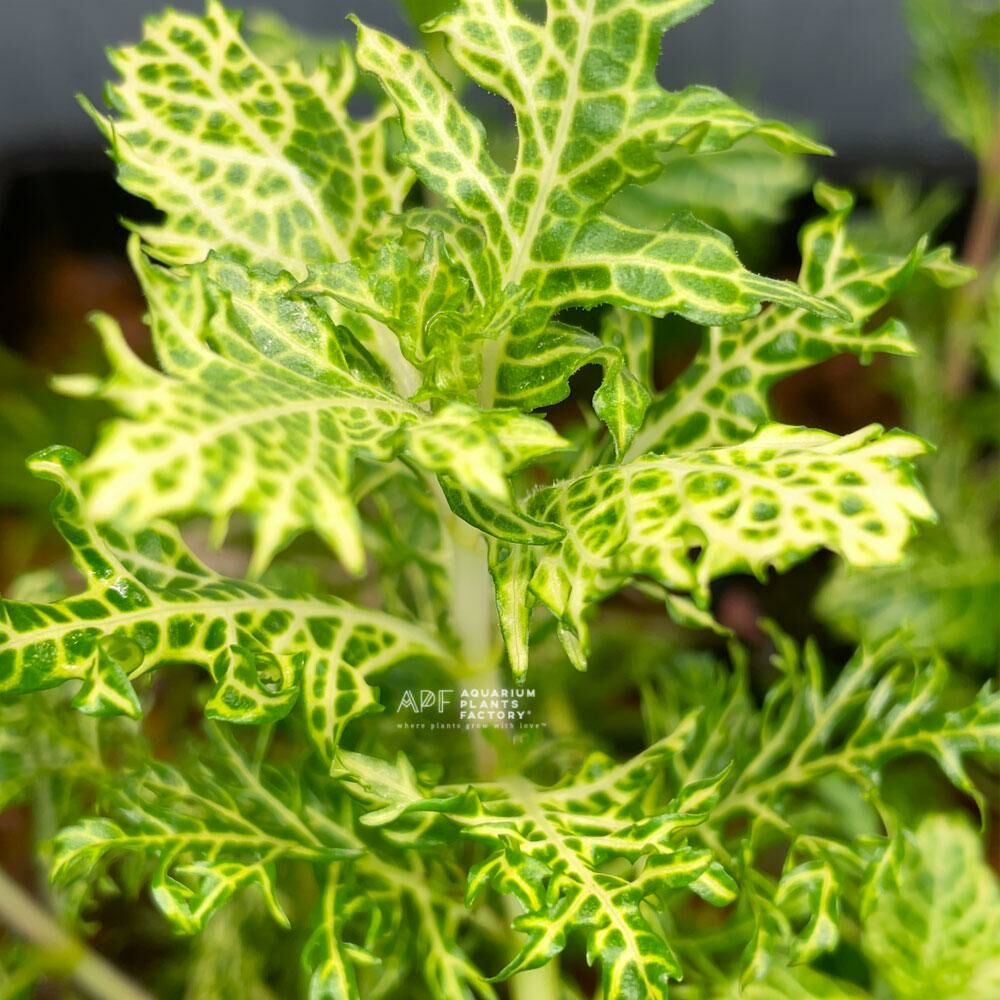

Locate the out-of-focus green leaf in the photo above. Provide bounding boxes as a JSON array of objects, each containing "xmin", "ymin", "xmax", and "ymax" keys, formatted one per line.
[
  {"xmin": 818, "ymin": 547, "xmax": 1000, "ymax": 667},
  {"xmin": 862, "ymin": 814, "xmax": 1000, "ymax": 1000},
  {"xmin": 609, "ymin": 138, "xmax": 812, "ymax": 237},
  {"xmin": 906, "ymin": 0, "xmax": 1000, "ymax": 159}
]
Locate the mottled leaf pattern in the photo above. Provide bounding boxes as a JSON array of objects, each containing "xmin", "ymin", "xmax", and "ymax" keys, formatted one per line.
[
  {"xmin": 862, "ymin": 815, "xmax": 1000, "ymax": 999},
  {"xmin": 353, "ymin": 0, "xmax": 842, "ymax": 416},
  {"xmin": 0, "ymin": 2, "xmax": 977, "ymax": 997},
  {"xmin": 628, "ymin": 184, "xmax": 961, "ymax": 457},
  {"xmin": 0, "ymin": 447, "xmax": 446, "ymax": 754},
  {"xmin": 641, "ymin": 630, "xmax": 999, "ymax": 981},
  {"xmin": 344, "ymin": 726, "xmax": 737, "ymax": 1000},
  {"xmin": 496, "ymin": 423, "xmax": 934, "ymax": 670},
  {"xmin": 51, "ymin": 731, "xmax": 358, "ymax": 935},
  {"xmin": 60, "ymin": 246, "xmax": 415, "ymax": 575},
  {"xmin": 82, "ymin": 0, "xmax": 410, "ymax": 273},
  {"xmin": 63, "ymin": 243, "xmax": 565, "ymax": 575}
]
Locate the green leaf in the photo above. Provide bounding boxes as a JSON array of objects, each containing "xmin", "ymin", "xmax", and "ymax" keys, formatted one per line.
[
  {"xmin": 185, "ymin": 898, "xmax": 281, "ymax": 1000},
  {"xmin": 313, "ymin": 847, "xmax": 496, "ymax": 1000},
  {"xmin": 0, "ymin": 446, "xmax": 446, "ymax": 755},
  {"xmin": 905, "ymin": 0, "xmax": 1000, "ymax": 160},
  {"xmin": 300, "ymin": 228, "xmax": 501, "ymax": 405},
  {"xmin": 641, "ymin": 631, "xmax": 999, "ymax": 980},
  {"xmin": 406, "ymin": 403, "xmax": 570, "ymax": 504},
  {"xmin": 59, "ymin": 249, "xmax": 415, "ymax": 576},
  {"xmin": 705, "ymin": 635, "xmax": 998, "ymax": 829},
  {"xmin": 0, "ymin": 689, "xmax": 114, "ymax": 815},
  {"xmin": 629, "ymin": 184, "xmax": 951, "ymax": 458},
  {"xmin": 82, "ymin": 0, "xmax": 410, "ymax": 273},
  {"xmin": 600, "ymin": 307, "xmax": 655, "ymax": 393},
  {"xmin": 772, "ymin": 858, "xmax": 840, "ymax": 964},
  {"xmin": 346, "ymin": 726, "xmax": 736, "ymax": 1000},
  {"xmin": 60, "ymin": 244, "xmax": 565, "ymax": 576},
  {"xmin": 818, "ymin": 547, "xmax": 1000, "ymax": 668},
  {"xmin": 862, "ymin": 814, "xmax": 1000, "ymax": 1000},
  {"xmin": 359, "ymin": 467, "xmax": 456, "ymax": 636},
  {"xmin": 336, "ymin": 749, "xmax": 474, "ymax": 830},
  {"xmin": 498, "ymin": 423, "xmax": 934, "ymax": 668},
  {"xmin": 609, "ymin": 137, "xmax": 813, "ymax": 237},
  {"xmin": 51, "ymin": 732, "xmax": 358, "ymax": 935},
  {"xmin": 0, "ymin": 343, "xmax": 102, "ymax": 511},
  {"xmin": 352, "ymin": 0, "xmax": 844, "ymax": 417},
  {"xmin": 302, "ymin": 865, "xmax": 361, "ymax": 1000},
  {"xmin": 723, "ymin": 967, "xmax": 869, "ymax": 999},
  {"xmin": 246, "ymin": 11, "xmax": 342, "ymax": 73}
]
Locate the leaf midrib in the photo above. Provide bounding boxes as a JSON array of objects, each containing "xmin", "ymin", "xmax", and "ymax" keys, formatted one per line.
[
  {"xmin": 2, "ymin": 594, "xmax": 441, "ymax": 664},
  {"xmin": 506, "ymin": 778, "xmax": 657, "ymax": 988}
]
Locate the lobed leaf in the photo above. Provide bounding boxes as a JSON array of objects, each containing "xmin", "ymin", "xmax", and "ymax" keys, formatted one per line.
[
  {"xmin": 82, "ymin": 0, "xmax": 410, "ymax": 273},
  {"xmin": 60, "ymin": 242, "xmax": 566, "ymax": 577},
  {"xmin": 641, "ymin": 631, "xmax": 999, "ymax": 979},
  {"xmin": 352, "ymin": 0, "xmax": 844, "ymax": 418},
  {"xmin": 862, "ymin": 814, "xmax": 1000, "ymax": 999},
  {"xmin": 343, "ymin": 725, "xmax": 737, "ymax": 1000},
  {"xmin": 628, "ymin": 184, "xmax": 963, "ymax": 458},
  {"xmin": 0, "ymin": 447, "xmax": 447, "ymax": 756},
  {"xmin": 51, "ymin": 733, "xmax": 358, "ymax": 935},
  {"xmin": 495, "ymin": 423, "xmax": 934, "ymax": 671}
]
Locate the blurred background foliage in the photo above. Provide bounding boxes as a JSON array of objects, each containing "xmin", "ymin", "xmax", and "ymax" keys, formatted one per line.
[{"xmin": 0, "ymin": 0, "xmax": 997, "ymax": 997}]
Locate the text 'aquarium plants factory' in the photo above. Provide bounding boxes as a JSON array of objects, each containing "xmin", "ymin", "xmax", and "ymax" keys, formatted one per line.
[{"xmin": 0, "ymin": 0, "xmax": 997, "ymax": 997}]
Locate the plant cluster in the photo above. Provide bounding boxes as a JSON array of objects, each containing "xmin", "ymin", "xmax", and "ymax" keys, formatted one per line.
[{"xmin": 0, "ymin": 1, "xmax": 997, "ymax": 998}]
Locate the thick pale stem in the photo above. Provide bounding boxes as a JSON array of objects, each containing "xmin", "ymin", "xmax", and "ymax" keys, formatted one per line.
[
  {"xmin": 424, "ymin": 465, "xmax": 499, "ymax": 679},
  {"xmin": 510, "ymin": 960, "xmax": 563, "ymax": 1000},
  {"xmin": 0, "ymin": 867, "xmax": 152, "ymax": 1000},
  {"xmin": 442, "ymin": 501, "xmax": 502, "ymax": 781},
  {"xmin": 447, "ymin": 513, "xmax": 499, "ymax": 678},
  {"xmin": 503, "ymin": 897, "xmax": 563, "ymax": 1000},
  {"xmin": 435, "ymin": 492, "xmax": 562, "ymax": 998}
]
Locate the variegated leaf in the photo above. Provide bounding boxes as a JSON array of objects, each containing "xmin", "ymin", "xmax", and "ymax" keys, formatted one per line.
[
  {"xmin": 342, "ymin": 727, "xmax": 737, "ymax": 1000},
  {"xmin": 82, "ymin": 0, "xmax": 410, "ymax": 273},
  {"xmin": 353, "ymin": 0, "xmax": 844, "ymax": 418},
  {"xmin": 0, "ymin": 447, "xmax": 447, "ymax": 756},
  {"xmin": 60, "ymin": 243, "xmax": 565, "ymax": 576},
  {"xmin": 627, "ymin": 183, "xmax": 969, "ymax": 458},
  {"xmin": 862, "ymin": 814, "xmax": 1000, "ymax": 1000},
  {"xmin": 51, "ymin": 730, "xmax": 358, "ymax": 935},
  {"xmin": 495, "ymin": 423, "xmax": 934, "ymax": 671},
  {"xmin": 642, "ymin": 630, "xmax": 999, "ymax": 980}
]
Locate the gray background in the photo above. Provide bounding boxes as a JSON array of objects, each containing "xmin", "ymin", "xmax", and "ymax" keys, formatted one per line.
[{"xmin": 0, "ymin": 0, "xmax": 970, "ymax": 173}]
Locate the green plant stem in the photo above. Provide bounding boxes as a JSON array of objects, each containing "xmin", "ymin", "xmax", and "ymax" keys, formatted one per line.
[
  {"xmin": 503, "ymin": 897, "xmax": 563, "ymax": 1000},
  {"xmin": 510, "ymin": 960, "xmax": 563, "ymax": 1000},
  {"xmin": 437, "ymin": 494, "xmax": 565, "ymax": 999},
  {"xmin": 447, "ymin": 513, "xmax": 498, "ymax": 678},
  {"xmin": 0, "ymin": 867, "xmax": 152, "ymax": 1000},
  {"xmin": 445, "ymin": 502, "xmax": 504, "ymax": 781}
]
